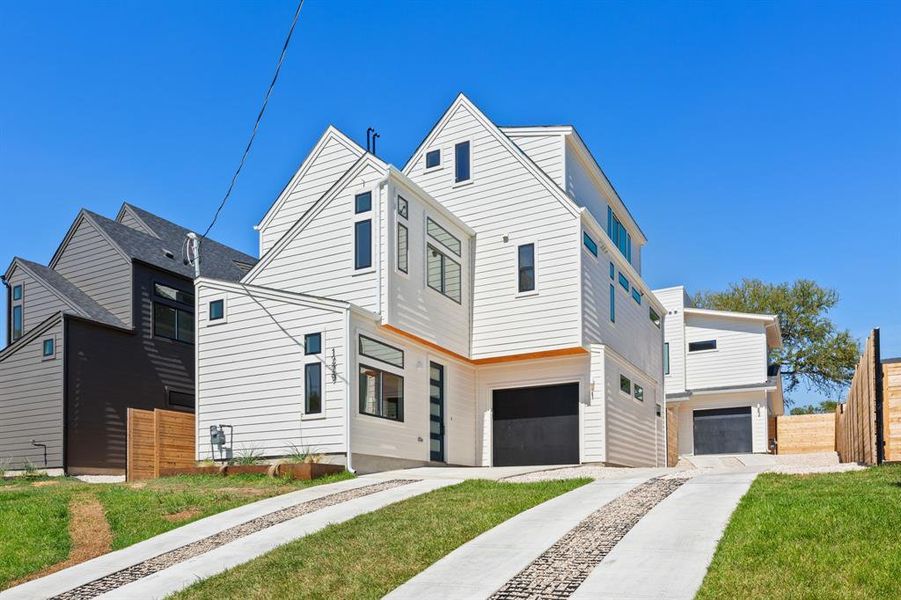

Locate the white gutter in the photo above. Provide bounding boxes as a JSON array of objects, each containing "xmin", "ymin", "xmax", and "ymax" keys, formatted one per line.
[{"xmin": 343, "ymin": 307, "xmax": 355, "ymax": 474}]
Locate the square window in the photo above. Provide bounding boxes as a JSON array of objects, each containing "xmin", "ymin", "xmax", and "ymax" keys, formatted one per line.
[
  {"xmin": 359, "ymin": 365, "xmax": 404, "ymax": 421},
  {"xmin": 12, "ymin": 285, "xmax": 22, "ymax": 301},
  {"xmin": 426, "ymin": 149, "xmax": 440, "ymax": 169},
  {"xmin": 620, "ymin": 374, "xmax": 631, "ymax": 395},
  {"xmin": 305, "ymin": 332, "xmax": 322, "ymax": 355},
  {"xmin": 455, "ymin": 141, "xmax": 470, "ymax": 183},
  {"xmin": 634, "ymin": 384, "xmax": 644, "ymax": 401},
  {"xmin": 43, "ymin": 338, "xmax": 54, "ymax": 357},
  {"xmin": 305, "ymin": 363, "xmax": 322, "ymax": 414},
  {"xmin": 355, "ymin": 191, "xmax": 372, "ymax": 214},
  {"xmin": 397, "ymin": 195, "xmax": 408, "ymax": 219},
  {"xmin": 209, "ymin": 299, "xmax": 224, "ymax": 321}
]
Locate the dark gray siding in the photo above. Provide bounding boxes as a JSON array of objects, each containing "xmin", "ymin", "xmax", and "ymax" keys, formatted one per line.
[
  {"xmin": 65, "ymin": 263, "xmax": 194, "ymax": 472},
  {"xmin": 6, "ymin": 265, "xmax": 71, "ymax": 335},
  {"xmin": 0, "ymin": 317, "xmax": 65, "ymax": 470}
]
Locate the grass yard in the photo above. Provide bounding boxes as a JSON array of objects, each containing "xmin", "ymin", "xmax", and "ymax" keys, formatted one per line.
[
  {"xmin": 172, "ymin": 478, "xmax": 590, "ymax": 600},
  {"xmin": 0, "ymin": 472, "xmax": 353, "ymax": 590},
  {"xmin": 697, "ymin": 465, "xmax": 901, "ymax": 600}
]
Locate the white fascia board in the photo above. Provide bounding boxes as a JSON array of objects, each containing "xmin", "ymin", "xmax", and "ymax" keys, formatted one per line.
[
  {"xmin": 651, "ymin": 285, "xmax": 686, "ymax": 295},
  {"xmin": 195, "ymin": 277, "xmax": 349, "ymax": 313},
  {"xmin": 564, "ymin": 129, "xmax": 648, "ymax": 245},
  {"xmin": 581, "ymin": 209, "xmax": 665, "ymax": 316},
  {"xmin": 255, "ymin": 125, "xmax": 366, "ymax": 231},
  {"xmin": 387, "ymin": 166, "xmax": 476, "ymax": 237},
  {"xmin": 690, "ymin": 384, "xmax": 778, "ymax": 396},
  {"xmin": 499, "ymin": 125, "xmax": 573, "ymax": 137},
  {"xmin": 683, "ymin": 307, "xmax": 778, "ymax": 324}
]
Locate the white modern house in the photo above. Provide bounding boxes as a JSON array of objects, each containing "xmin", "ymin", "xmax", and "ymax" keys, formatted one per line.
[
  {"xmin": 654, "ymin": 286, "xmax": 783, "ymax": 456},
  {"xmin": 195, "ymin": 94, "xmax": 666, "ymax": 472}
]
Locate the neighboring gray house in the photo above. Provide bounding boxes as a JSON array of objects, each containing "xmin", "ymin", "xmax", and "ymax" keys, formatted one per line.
[{"xmin": 0, "ymin": 203, "xmax": 255, "ymax": 474}]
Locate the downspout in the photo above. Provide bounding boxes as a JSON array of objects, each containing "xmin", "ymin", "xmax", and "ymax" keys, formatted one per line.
[{"xmin": 344, "ymin": 307, "xmax": 355, "ymax": 473}]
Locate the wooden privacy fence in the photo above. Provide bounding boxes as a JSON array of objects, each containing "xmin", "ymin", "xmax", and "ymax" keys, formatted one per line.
[
  {"xmin": 776, "ymin": 414, "xmax": 835, "ymax": 454},
  {"xmin": 835, "ymin": 329, "xmax": 883, "ymax": 465},
  {"xmin": 882, "ymin": 359, "xmax": 901, "ymax": 462},
  {"xmin": 127, "ymin": 408, "xmax": 196, "ymax": 480}
]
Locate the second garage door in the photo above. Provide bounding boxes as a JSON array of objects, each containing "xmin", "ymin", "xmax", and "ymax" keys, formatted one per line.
[
  {"xmin": 693, "ymin": 406, "xmax": 753, "ymax": 454},
  {"xmin": 492, "ymin": 382, "xmax": 579, "ymax": 466}
]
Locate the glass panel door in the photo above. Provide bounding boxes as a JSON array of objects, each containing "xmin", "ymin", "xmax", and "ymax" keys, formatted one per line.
[{"xmin": 429, "ymin": 362, "xmax": 445, "ymax": 462}]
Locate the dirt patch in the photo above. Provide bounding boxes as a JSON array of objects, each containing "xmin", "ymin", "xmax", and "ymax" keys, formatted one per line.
[
  {"xmin": 126, "ymin": 482, "xmax": 148, "ymax": 489},
  {"xmin": 10, "ymin": 493, "xmax": 113, "ymax": 586},
  {"xmin": 32, "ymin": 480, "xmax": 61, "ymax": 487},
  {"xmin": 163, "ymin": 508, "xmax": 202, "ymax": 522}
]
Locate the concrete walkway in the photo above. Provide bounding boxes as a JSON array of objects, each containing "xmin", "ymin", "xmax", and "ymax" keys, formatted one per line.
[
  {"xmin": 364, "ymin": 464, "xmax": 579, "ymax": 481},
  {"xmin": 385, "ymin": 476, "xmax": 653, "ymax": 600},
  {"xmin": 570, "ymin": 471, "xmax": 757, "ymax": 600},
  {"xmin": 2, "ymin": 476, "xmax": 458, "ymax": 600}
]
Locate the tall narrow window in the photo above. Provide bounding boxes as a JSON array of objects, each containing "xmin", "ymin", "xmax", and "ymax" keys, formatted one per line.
[
  {"xmin": 12, "ymin": 285, "xmax": 22, "ymax": 301},
  {"xmin": 305, "ymin": 363, "xmax": 322, "ymax": 414},
  {"xmin": 609, "ymin": 262, "xmax": 615, "ymax": 280},
  {"xmin": 582, "ymin": 232, "xmax": 598, "ymax": 257},
  {"xmin": 454, "ymin": 141, "xmax": 470, "ymax": 183},
  {"xmin": 355, "ymin": 219, "xmax": 372, "ymax": 269},
  {"xmin": 650, "ymin": 307, "xmax": 661, "ymax": 328},
  {"xmin": 427, "ymin": 245, "xmax": 461, "ymax": 303},
  {"xmin": 664, "ymin": 342, "xmax": 670, "ymax": 375},
  {"xmin": 397, "ymin": 223, "xmax": 408, "ymax": 274},
  {"xmin": 632, "ymin": 288, "xmax": 642, "ymax": 304},
  {"xmin": 518, "ymin": 243, "xmax": 535, "ymax": 293},
  {"xmin": 607, "ymin": 206, "xmax": 632, "ymax": 264},
  {"xmin": 609, "ymin": 284, "xmax": 615, "ymax": 323},
  {"xmin": 11, "ymin": 305, "xmax": 22, "ymax": 341}
]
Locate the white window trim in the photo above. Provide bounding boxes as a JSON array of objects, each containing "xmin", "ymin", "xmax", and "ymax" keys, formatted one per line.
[
  {"xmin": 452, "ymin": 140, "xmax": 473, "ymax": 187},
  {"xmin": 423, "ymin": 211, "xmax": 463, "ymax": 305},
  {"xmin": 355, "ymin": 329, "xmax": 406, "ymax": 425},
  {"xmin": 301, "ymin": 331, "xmax": 327, "ymax": 420},
  {"xmin": 515, "ymin": 239, "xmax": 539, "ymax": 298},
  {"xmin": 206, "ymin": 296, "xmax": 228, "ymax": 326},
  {"xmin": 352, "ymin": 188, "xmax": 376, "ymax": 274},
  {"xmin": 424, "ymin": 148, "xmax": 443, "ymax": 173}
]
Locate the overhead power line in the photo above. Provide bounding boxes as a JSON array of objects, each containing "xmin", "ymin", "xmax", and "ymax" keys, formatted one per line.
[{"xmin": 200, "ymin": 0, "xmax": 305, "ymax": 240}]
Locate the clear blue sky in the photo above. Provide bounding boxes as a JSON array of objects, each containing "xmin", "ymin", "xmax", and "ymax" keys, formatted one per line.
[{"xmin": 2, "ymin": 1, "xmax": 899, "ymax": 404}]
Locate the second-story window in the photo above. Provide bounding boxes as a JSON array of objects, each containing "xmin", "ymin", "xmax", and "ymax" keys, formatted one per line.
[
  {"xmin": 11, "ymin": 306, "xmax": 22, "ymax": 341},
  {"xmin": 426, "ymin": 149, "xmax": 441, "ymax": 169},
  {"xmin": 455, "ymin": 141, "xmax": 470, "ymax": 183},
  {"xmin": 650, "ymin": 307, "xmax": 661, "ymax": 328},
  {"xmin": 517, "ymin": 243, "xmax": 536, "ymax": 293},
  {"xmin": 12, "ymin": 285, "xmax": 22, "ymax": 301},
  {"xmin": 689, "ymin": 340, "xmax": 717, "ymax": 352},
  {"xmin": 427, "ymin": 245, "xmax": 461, "ymax": 303},
  {"xmin": 609, "ymin": 284, "xmax": 616, "ymax": 323},
  {"xmin": 583, "ymin": 232, "xmax": 598, "ymax": 257},
  {"xmin": 397, "ymin": 222, "xmax": 408, "ymax": 274},
  {"xmin": 354, "ymin": 191, "xmax": 372, "ymax": 270},
  {"xmin": 153, "ymin": 282, "xmax": 194, "ymax": 344},
  {"xmin": 209, "ymin": 299, "xmax": 224, "ymax": 321},
  {"xmin": 607, "ymin": 206, "xmax": 632, "ymax": 264},
  {"xmin": 664, "ymin": 342, "xmax": 670, "ymax": 374}
]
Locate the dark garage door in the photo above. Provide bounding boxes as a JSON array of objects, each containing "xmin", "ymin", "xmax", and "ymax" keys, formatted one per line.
[
  {"xmin": 492, "ymin": 382, "xmax": 579, "ymax": 466},
  {"xmin": 693, "ymin": 407, "xmax": 752, "ymax": 455}
]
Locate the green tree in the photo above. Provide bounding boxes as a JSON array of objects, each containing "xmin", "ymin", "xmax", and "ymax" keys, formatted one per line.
[
  {"xmin": 789, "ymin": 400, "xmax": 840, "ymax": 415},
  {"xmin": 693, "ymin": 279, "xmax": 858, "ymax": 400}
]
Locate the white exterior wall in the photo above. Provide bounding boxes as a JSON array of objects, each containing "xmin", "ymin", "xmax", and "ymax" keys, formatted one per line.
[
  {"xmin": 246, "ymin": 161, "xmax": 386, "ymax": 314},
  {"xmin": 195, "ymin": 281, "xmax": 349, "ymax": 460},
  {"xmin": 654, "ymin": 286, "xmax": 689, "ymax": 395},
  {"xmin": 501, "ymin": 130, "xmax": 566, "ymax": 188},
  {"xmin": 53, "ymin": 216, "xmax": 132, "ymax": 327},
  {"xmin": 385, "ymin": 178, "xmax": 472, "ymax": 357},
  {"xmin": 600, "ymin": 346, "xmax": 660, "ymax": 467},
  {"xmin": 258, "ymin": 131, "xmax": 364, "ymax": 257},
  {"xmin": 675, "ymin": 390, "xmax": 770, "ymax": 454},
  {"xmin": 685, "ymin": 315, "xmax": 769, "ymax": 390},
  {"xmin": 350, "ymin": 314, "xmax": 477, "ymax": 466},
  {"xmin": 474, "ymin": 354, "xmax": 591, "ymax": 466},
  {"xmin": 406, "ymin": 102, "xmax": 582, "ymax": 359},
  {"xmin": 6, "ymin": 266, "xmax": 69, "ymax": 334}
]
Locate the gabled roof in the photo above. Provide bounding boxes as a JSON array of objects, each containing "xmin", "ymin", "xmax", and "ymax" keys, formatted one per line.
[
  {"xmin": 10, "ymin": 258, "xmax": 125, "ymax": 328},
  {"xmin": 90, "ymin": 204, "xmax": 257, "ymax": 282},
  {"xmin": 255, "ymin": 126, "xmax": 367, "ymax": 231}
]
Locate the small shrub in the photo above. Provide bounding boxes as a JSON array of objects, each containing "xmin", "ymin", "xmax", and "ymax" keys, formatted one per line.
[
  {"xmin": 0, "ymin": 458, "xmax": 10, "ymax": 479},
  {"xmin": 230, "ymin": 446, "xmax": 264, "ymax": 466},
  {"xmin": 22, "ymin": 459, "xmax": 40, "ymax": 478},
  {"xmin": 283, "ymin": 443, "xmax": 322, "ymax": 464}
]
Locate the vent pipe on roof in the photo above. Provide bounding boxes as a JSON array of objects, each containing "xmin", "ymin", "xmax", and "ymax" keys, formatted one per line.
[{"xmin": 184, "ymin": 232, "xmax": 201, "ymax": 279}]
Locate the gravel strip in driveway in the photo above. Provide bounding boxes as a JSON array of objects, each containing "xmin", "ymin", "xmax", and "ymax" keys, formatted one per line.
[
  {"xmin": 52, "ymin": 479, "xmax": 415, "ymax": 600},
  {"xmin": 490, "ymin": 477, "xmax": 688, "ymax": 599}
]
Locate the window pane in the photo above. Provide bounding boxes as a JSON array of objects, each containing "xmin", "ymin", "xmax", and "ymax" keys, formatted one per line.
[
  {"xmin": 154, "ymin": 283, "xmax": 194, "ymax": 306},
  {"xmin": 427, "ymin": 218, "xmax": 461, "ymax": 256},
  {"xmin": 382, "ymin": 371, "xmax": 404, "ymax": 420},
  {"xmin": 43, "ymin": 339, "xmax": 54, "ymax": 357},
  {"xmin": 689, "ymin": 340, "xmax": 717, "ymax": 352},
  {"xmin": 359, "ymin": 367, "xmax": 380, "ymax": 416},
  {"xmin": 12, "ymin": 305, "xmax": 22, "ymax": 340},
  {"xmin": 359, "ymin": 335, "xmax": 404, "ymax": 368},
  {"xmin": 427, "ymin": 246, "xmax": 443, "ymax": 292},
  {"xmin": 355, "ymin": 220, "xmax": 372, "ymax": 269},
  {"xmin": 618, "ymin": 272, "xmax": 629, "ymax": 291},
  {"xmin": 444, "ymin": 256, "xmax": 461, "ymax": 302},
  {"xmin": 427, "ymin": 245, "xmax": 460, "ymax": 302},
  {"xmin": 359, "ymin": 365, "xmax": 404, "ymax": 421},
  {"xmin": 426, "ymin": 149, "xmax": 440, "ymax": 169},
  {"xmin": 209, "ymin": 299, "xmax": 224, "ymax": 320},
  {"xmin": 609, "ymin": 262, "xmax": 615, "ymax": 279},
  {"xmin": 620, "ymin": 375, "xmax": 631, "ymax": 394},
  {"xmin": 305, "ymin": 363, "xmax": 322, "ymax": 414},
  {"xmin": 518, "ymin": 244, "xmax": 535, "ymax": 293},
  {"xmin": 169, "ymin": 390, "xmax": 195, "ymax": 409},
  {"xmin": 397, "ymin": 223, "xmax": 408, "ymax": 273},
  {"xmin": 177, "ymin": 309, "xmax": 195, "ymax": 344},
  {"xmin": 153, "ymin": 303, "xmax": 177, "ymax": 340},
  {"xmin": 609, "ymin": 284, "xmax": 615, "ymax": 323},
  {"xmin": 634, "ymin": 384, "xmax": 644, "ymax": 401},
  {"xmin": 632, "ymin": 288, "xmax": 642, "ymax": 304},
  {"xmin": 12, "ymin": 285, "xmax": 22, "ymax": 301},
  {"xmin": 397, "ymin": 196, "xmax": 408, "ymax": 219},
  {"xmin": 583, "ymin": 232, "xmax": 598, "ymax": 256},
  {"xmin": 354, "ymin": 192, "xmax": 371, "ymax": 214},
  {"xmin": 305, "ymin": 333, "xmax": 321, "ymax": 355},
  {"xmin": 650, "ymin": 308, "xmax": 661, "ymax": 327},
  {"xmin": 455, "ymin": 141, "xmax": 470, "ymax": 182},
  {"xmin": 664, "ymin": 343, "xmax": 670, "ymax": 374}
]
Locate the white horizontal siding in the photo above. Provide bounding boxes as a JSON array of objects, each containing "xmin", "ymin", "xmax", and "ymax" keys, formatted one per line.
[
  {"xmin": 654, "ymin": 287, "xmax": 688, "ymax": 395},
  {"xmin": 0, "ymin": 319, "xmax": 64, "ymax": 469},
  {"xmin": 249, "ymin": 163, "xmax": 385, "ymax": 313},
  {"xmin": 7, "ymin": 266, "xmax": 70, "ymax": 334},
  {"xmin": 350, "ymin": 315, "xmax": 477, "ymax": 466},
  {"xmin": 504, "ymin": 132, "xmax": 566, "ymax": 188},
  {"xmin": 408, "ymin": 103, "xmax": 581, "ymax": 358},
  {"xmin": 602, "ymin": 349, "xmax": 659, "ymax": 467},
  {"xmin": 260, "ymin": 135, "xmax": 364, "ymax": 256},
  {"xmin": 685, "ymin": 316, "xmax": 768, "ymax": 390},
  {"xmin": 195, "ymin": 282, "xmax": 348, "ymax": 460},
  {"xmin": 54, "ymin": 217, "xmax": 132, "ymax": 327}
]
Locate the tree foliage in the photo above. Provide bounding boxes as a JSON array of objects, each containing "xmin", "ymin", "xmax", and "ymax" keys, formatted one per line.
[
  {"xmin": 693, "ymin": 279, "xmax": 859, "ymax": 400},
  {"xmin": 790, "ymin": 400, "xmax": 839, "ymax": 415}
]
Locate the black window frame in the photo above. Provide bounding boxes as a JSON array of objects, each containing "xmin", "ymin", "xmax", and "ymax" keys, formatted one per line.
[
  {"xmin": 42, "ymin": 338, "xmax": 55, "ymax": 357},
  {"xmin": 688, "ymin": 340, "xmax": 717, "ymax": 352},
  {"xmin": 208, "ymin": 299, "xmax": 224, "ymax": 321},
  {"xmin": 167, "ymin": 388, "xmax": 196, "ymax": 410},
  {"xmin": 649, "ymin": 307, "xmax": 661, "ymax": 328},
  {"xmin": 427, "ymin": 217, "xmax": 462, "ymax": 256},
  {"xmin": 397, "ymin": 222, "xmax": 409, "ymax": 274},
  {"xmin": 634, "ymin": 383, "xmax": 644, "ymax": 402},
  {"xmin": 426, "ymin": 244, "xmax": 462, "ymax": 303},
  {"xmin": 359, "ymin": 334, "xmax": 405, "ymax": 369},
  {"xmin": 304, "ymin": 332, "xmax": 322, "ymax": 355},
  {"xmin": 358, "ymin": 364, "xmax": 404, "ymax": 422},
  {"xmin": 397, "ymin": 195, "xmax": 409, "ymax": 219},
  {"xmin": 454, "ymin": 141, "xmax": 471, "ymax": 183},
  {"xmin": 619, "ymin": 374, "xmax": 631, "ymax": 395},
  {"xmin": 517, "ymin": 243, "xmax": 536, "ymax": 293},
  {"xmin": 152, "ymin": 302, "xmax": 195, "ymax": 344},
  {"xmin": 12, "ymin": 284, "xmax": 22, "ymax": 301},
  {"xmin": 305, "ymin": 362, "xmax": 323, "ymax": 414},
  {"xmin": 154, "ymin": 282, "xmax": 194, "ymax": 306},
  {"xmin": 425, "ymin": 149, "xmax": 441, "ymax": 169}
]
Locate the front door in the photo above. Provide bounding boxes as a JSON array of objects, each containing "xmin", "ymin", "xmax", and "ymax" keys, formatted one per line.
[{"xmin": 429, "ymin": 362, "xmax": 445, "ymax": 462}]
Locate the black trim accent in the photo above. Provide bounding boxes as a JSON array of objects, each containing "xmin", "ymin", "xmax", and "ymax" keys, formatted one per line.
[
  {"xmin": 688, "ymin": 340, "xmax": 717, "ymax": 352},
  {"xmin": 359, "ymin": 334, "xmax": 405, "ymax": 368},
  {"xmin": 358, "ymin": 363, "xmax": 405, "ymax": 422},
  {"xmin": 874, "ymin": 328, "xmax": 885, "ymax": 465}
]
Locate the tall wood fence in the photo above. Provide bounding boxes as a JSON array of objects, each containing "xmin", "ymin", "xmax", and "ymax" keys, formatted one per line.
[
  {"xmin": 883, "ymin": 359, "xmax": 901, "ymax": 462},
  {"xmin": 666, "ymin": 406, "xmax": 679, "ymax": 467},
  {"xmin": 127, "ymin": 408, "xmax": 196, "ymax": 481},
  {"xmin": 776, "ymin": 414, "xmax": 835, "ymax": 454},
  {"xmin": 835, "ymin": 329, "xmax": 882, "ymax": 465}
]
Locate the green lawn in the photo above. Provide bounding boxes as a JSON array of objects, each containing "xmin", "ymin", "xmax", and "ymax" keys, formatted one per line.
[
  {"xmin": 0, "ymin": 472, "xmax": 353, "ymax": 589},
  {"xmin": 172, "ymin": 478, "xmax": 590, "ymax": 600},
  {"xmin": 697, "ymin": 465, "xmax": 901, "ymax": 600}
]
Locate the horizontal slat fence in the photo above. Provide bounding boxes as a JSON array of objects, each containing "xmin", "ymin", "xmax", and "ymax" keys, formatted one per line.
[
  {"xmin": 127, "ymin": 408, "xmax": 195, "ymax": 480},
  {"xmin": 883, "ymin": 360, "xmax": 901, "ymax": 462},
  {"xmin": 776, "ymin": 414, "xmax": 835, "ymax": 454}
]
